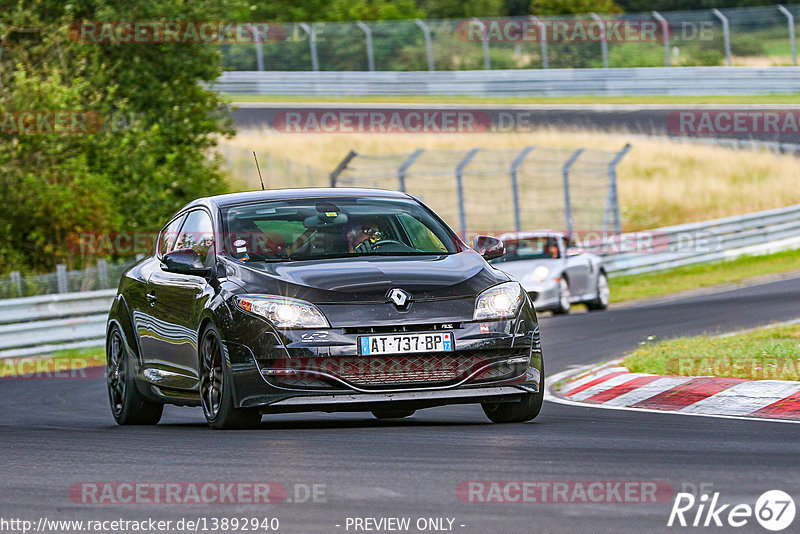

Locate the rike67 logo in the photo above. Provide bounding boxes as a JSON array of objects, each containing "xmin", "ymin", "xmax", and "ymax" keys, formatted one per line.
[{"xmin": 668, "ymin": 490, "xmax": 795, "ymax": 531}]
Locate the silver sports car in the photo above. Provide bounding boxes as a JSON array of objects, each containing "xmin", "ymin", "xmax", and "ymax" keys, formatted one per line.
[{"xmin": 490, "ymin": 231, "xmax": 609, "ymax": 314}]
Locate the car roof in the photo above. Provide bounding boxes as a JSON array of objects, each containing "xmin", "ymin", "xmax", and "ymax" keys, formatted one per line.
[
  {"xmin": 498, "ymin": 230, "xmax": 566, "ymax": 241},
  {"xmin": 182, "ymin": 188, "xmax": 413, "ymax": 211}
]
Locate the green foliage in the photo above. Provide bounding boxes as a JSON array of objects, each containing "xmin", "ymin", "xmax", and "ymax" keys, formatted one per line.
[
  {"xmin": 530, "ymin": 0, "xmax": 622, "ymax": 15},
  {"xmin": 605, "ymin": 43, "xmax": 666, "ymax": 68},
  {"xmin": 0, "ymin": 1, "xmax": 234, "ymax": 273}
]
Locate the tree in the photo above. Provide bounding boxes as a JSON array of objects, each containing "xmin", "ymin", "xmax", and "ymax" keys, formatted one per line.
[
  {"xmin": 530, "ymin": 0, "xmax": 622, "ymax": 15},
  {"xmin": 0, "ymin": 1, "xmax": 235, "ymax": 272}
]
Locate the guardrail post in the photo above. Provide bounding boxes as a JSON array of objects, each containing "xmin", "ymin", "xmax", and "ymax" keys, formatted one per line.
[
  {"xmin": 529, "ymin": 16, "xmax": 548, "ymax": 69},
  {"xmin": 9, "ymin": 271, "xmax": 22, "ymax": 297},
  {"xmin": 510, "ymin": 146, "xmax": 534, "ymax": 232},
  {"xmin": 471, "ymin": 18, "xmax": 491, "ymax": 70},
  {"xmin": 356, "ymin": 21, "xmax": 375, "ymax": 71},
  {"xmin": 329, "ymin": 150, "xmax": 357, "ymax": 187},
  {"xmin": 590, "ymin": 13, "xmax": 609, "ymax": 68},
  {"xmin": 605, "ymin": 144, "xmax": 631, "ymax": 234},
  {"xmin": 56, "ymin": 264, "xmax": 68, "ymax": 294},
  {"xmin": 298, "ymin": 23, "xmax": 319, "ymax": 71},
  {"xmin": 397, "ymin": 149, "xmax": 424, "ymax": 192},
  {"xmin": 456, "ymin": 148, "xmax": 480, "ymax": 238},
  {"xmin": 562, "ymin": 149, "xmax": 584, "ymax": 234},
  {"xmin": 97, "ymin": 259, "xmax": 108, "ymax": 289},
  {"xmin": 651, "ymin": 11, "xmax": 671, "ymax": 66},
  {"xmin": 778, "ymin": 5, "xmax": 797, "ymax": 66},
  {"xmin": 712, "ymin": 9, "xmax": 732, "ymax": 66},
  {"xmin": 414, "ymin": 19, "xmax": 435, "ymax": 71},
  {"xmin": 254, "ymin": 24, "xmax": 264, "ymax": 71}
]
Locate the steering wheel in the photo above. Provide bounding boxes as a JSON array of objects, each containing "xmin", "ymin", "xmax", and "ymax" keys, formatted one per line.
[{"xmin": 369, "ymin": 239, "xmax": 406, "ymax": 249}]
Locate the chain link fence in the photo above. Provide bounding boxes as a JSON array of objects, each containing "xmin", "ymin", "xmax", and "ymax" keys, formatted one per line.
[
  {"xmin": 0, "ymin": 260, "xmax": 136, "ymax": 299},
  {"xmin": 221, "ymin": 4, "xmax": 800, "ymax": 72},
  {"xmin": 331, "ymin": 145, "xmax": 630, "ymax": 239}
]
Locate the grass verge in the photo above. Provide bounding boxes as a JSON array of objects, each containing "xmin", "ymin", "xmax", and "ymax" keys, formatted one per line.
[
  {"xmin": 623, "ymin": 322, "xmax": 800, "ymax": 381},
  {"xmin": 0, "ymin": 346, "xmax": 104, "ymax": 378},
  {"xmin": 226, "ymin": 94, "xmax": 800, "ymax": 105},
  {"xmin": 610, "ymin": 248, "xmax": 800, "ymax": 303}
]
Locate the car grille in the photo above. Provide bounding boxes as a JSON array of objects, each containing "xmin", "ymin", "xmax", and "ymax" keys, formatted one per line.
[{"xmin": 267, "ymin": 352, "xmax": 525, "ymax": 389}]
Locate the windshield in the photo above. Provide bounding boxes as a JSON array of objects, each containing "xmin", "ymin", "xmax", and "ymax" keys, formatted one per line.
[
  {"xmin": 491, "ymin": 236, "xmax": 560, "ymax": 263},
  {"xmin": 220, "ymin": 197, "xmax": 465, "ymax": 262}
]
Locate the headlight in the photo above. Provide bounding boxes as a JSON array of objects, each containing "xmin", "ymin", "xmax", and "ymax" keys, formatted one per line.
[
  {"xmin": 235, "ymin": 295, "xmax": 329, "ymax": 328},
  {"xmin": 530, "ymin": 265, "xmax": 550, "ymax": 283},
  {"xmin": 474, "ymin": 282, "xmax": 523, "ymax": 320}
]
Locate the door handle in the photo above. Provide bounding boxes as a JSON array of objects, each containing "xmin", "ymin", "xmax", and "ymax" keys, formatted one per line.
[{"xmin": 146, "ymin": 292, "xmax": 157, "ymax": 305}]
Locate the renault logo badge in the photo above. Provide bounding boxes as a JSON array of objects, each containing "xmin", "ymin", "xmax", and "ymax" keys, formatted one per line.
[{"xmin": 387, "ymin": 288, "xmax": 411, "ymax": 308}]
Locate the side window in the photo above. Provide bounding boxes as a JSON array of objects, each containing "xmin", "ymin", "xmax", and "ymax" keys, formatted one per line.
[
  {"xmin": 158, "ymin": 215, "xmax": 185, "ymax": 256},
  {"xmin": 174, "ymin": 210, "xmax": 215, "ymax": 264},
  {"xmin": 397, "ymin": 214, "xmax": 448, "ymax": 252}
]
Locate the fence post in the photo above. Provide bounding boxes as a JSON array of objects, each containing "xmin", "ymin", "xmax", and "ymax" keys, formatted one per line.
[
  {"xmin": 651, "ymin": 11, "xmax": 671, "ymax": 66},
  {"xmin": 590, "ymin": 13, "xmax": 609, "ymax": 68},
  {"xmin": 471, "ymin": 18, "xmax": 491, "ymax": 70},
  {"xmin": 605, "ymin": 144, "xmax": 631, "ymax": 235},
  {"xmin": 712, "ymin": 9, "xmax": 732, "ymax": 66},
  {"xmin": 455, "ymin": 148, "xmax": 480, "ymax": 238},
  {"xmin": 329, "ymin": 150, "xmax": 358, "ymax": 187},
  {"xmin": 529, "ymin": 16, "xmax": 548, "ymax": 69},
  {"xmin": 10, "ymin": 271, "xmax": 22, "ymax": 297},
  {"xmin": 414, "ymin": 19, "xmax": 435, "ymax": 71},
  {"xmin": 778, "ymin": 5, "xmax": 797, "ymax": 66},
  {"xmin": 56, "ymin": 264, "xmax": 68, "ymax": 294},
  {"xmin": 355, "ymin": 21, "xmax": 375, "ymax": 71},
  {"xmin": 298, "ymin": 23, "xmax": 319, "ymax": 71},
  {"xmin": 97, "ymin": 259, "xmax": 109, "ymax": 289},
  {"xmin": 510, "ymin": 146, "xmax": 534, "ymax": 232},
  {"xmin": 562, "ymin": 149, "xmax": 584, "ymax": 234},
  {"xmin": 397, "ymin": 149, "xmax": 424, "ymax": 192},
  {"xmin": 253, "ymin": 24, "xmax": 264, "ymax": 71}
]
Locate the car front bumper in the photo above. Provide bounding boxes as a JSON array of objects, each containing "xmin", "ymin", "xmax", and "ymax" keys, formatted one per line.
[{"xmin": 222, "ymin": 302, "xmax": 543, "ymax": 412}]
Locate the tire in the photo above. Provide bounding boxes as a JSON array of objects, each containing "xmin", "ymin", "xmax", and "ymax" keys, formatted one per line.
[
  {"xmin": 199, "ymin": 324, "xmax": 261, "ymax": 430},
  {"xmin": 106, "ymin": 325, "xmax": 163, "ymax": 425},
  {"xmin": 371, "ymin": 407, "xmax": 416, "ymax": 419},
  {"xmin": 586, "ymin": 272, "xmax": 610, "ymax": 311},
  {"xmin": 552, "ymin": 278, "xmax": 571, "ymax": 315},
  {"xmin": 482, "ymin": 362, "xmax": 544, "ymax": 424}
]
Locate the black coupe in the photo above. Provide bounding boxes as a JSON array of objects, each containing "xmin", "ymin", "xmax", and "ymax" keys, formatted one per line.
[{"xmin": 106, "ymin": 189, "xmax": 544, "ymax": 429}]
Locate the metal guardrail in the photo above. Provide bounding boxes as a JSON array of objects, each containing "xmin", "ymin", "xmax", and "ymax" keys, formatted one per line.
[
  {"xmin": 214, "ymin": 67, "xmax": 800, "ymax": 97},
  {"xmin": 0, "ymin": 290, "xmax": 114, "ymax": 359},
  {"xmin": 1, "ymin": 204, "xmax": 799, "ymax": 358},
  {"xmin": 602, "ymin": 204, "xmax": 800, "ymax": 275}
]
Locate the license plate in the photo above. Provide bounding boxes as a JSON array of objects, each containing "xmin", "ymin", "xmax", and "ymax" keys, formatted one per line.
[{"xmin": 359, "ymin": 332, "xmax": 453, "ymax": 355}]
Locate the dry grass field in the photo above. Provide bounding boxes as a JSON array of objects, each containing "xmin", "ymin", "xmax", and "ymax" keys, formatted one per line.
[{"xmin": 220, "ymin": 129, "xmax": 800, "ymax": 231}]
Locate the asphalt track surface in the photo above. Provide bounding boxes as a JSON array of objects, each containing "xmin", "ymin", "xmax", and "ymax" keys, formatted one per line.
[
  {"xmin": 232, "ymin": 103, "xmax": 800, "ymax": 144},
  {"xmin": 2, "ymin": 276, "xmax": 800, "ymax": 533}
]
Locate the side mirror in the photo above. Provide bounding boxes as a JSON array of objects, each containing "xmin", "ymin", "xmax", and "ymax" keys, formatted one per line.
[
  {"xmin": 566, "ymin": 247, "xmax": 582, "ymax": 257},
  {"xmin": 162, "ymin": 249, "xmax": 212, "ymax": 277},
  {"xmin": 473, "ymin": 235, "xmax": 505, "ymax": 261}
]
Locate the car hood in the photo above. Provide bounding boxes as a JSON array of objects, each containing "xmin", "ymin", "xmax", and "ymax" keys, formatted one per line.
[
  {"xmin": 493, "ymin": 258, "xmax": 562, "ymax": 283},
  {"xmin": 226, "ymin": 251, "xmax": 509, "ymax": 303}
]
